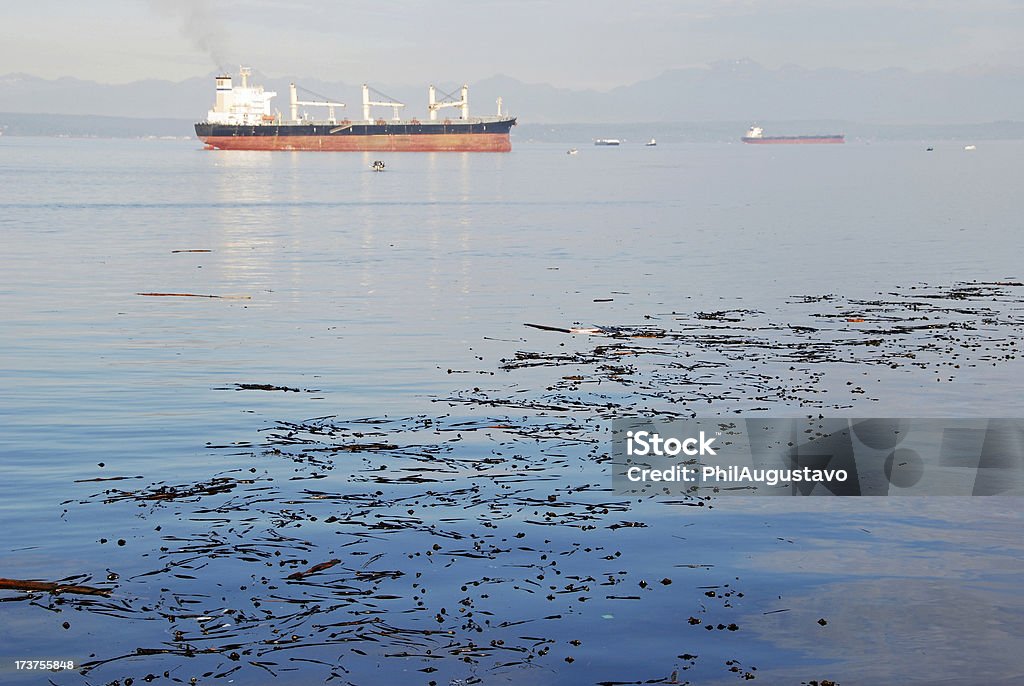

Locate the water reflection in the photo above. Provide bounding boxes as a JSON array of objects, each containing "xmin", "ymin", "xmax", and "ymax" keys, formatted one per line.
[
  {"xmin": 207, "ymin": 150, "xmax": 284, "ymax": 295},
  {"xmin": 717, "ymin": 500, "xmax": 1024, "ymax": 682}
]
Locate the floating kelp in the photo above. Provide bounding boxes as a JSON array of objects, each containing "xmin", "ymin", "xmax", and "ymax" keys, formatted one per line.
[
  {"xmin": 440, "ymin": 281, "xmax": 1024, "ymax": 419},
  {"xmin": 18, "ymin": 281, "xmax": 1024, "ymax": 685},
  {"xmin": 218, "ymin": 383, "xmax": 320, "ymax": 393}
]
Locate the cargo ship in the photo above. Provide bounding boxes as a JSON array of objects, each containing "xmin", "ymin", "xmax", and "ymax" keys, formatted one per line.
[
  {"xmin": 741, "ymin": 126, "xmax": 844, "ymax": 145},
  {"xmin": 195, "ymin": 67, "xmax": 516, "ymax": 152}
]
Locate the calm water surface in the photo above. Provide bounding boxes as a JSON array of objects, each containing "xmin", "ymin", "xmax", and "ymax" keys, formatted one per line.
[{"xmin": 1, "ymin": 136, "xmax": 1022, "ymax": 685}]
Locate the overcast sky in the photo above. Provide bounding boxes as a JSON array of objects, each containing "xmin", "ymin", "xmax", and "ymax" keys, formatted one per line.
[{"xmin": 2, "ymin": 1, "xmax": 1023, "ymax": 88}]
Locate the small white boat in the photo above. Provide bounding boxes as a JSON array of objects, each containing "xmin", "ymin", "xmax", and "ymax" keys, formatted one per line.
[
  {"xmin": 964, "ymin": 145, "xmax": 976, "ymax": 151},
  {"xmin": 594, "ymin": 138, "xmax": 620, "ymax": 146},
  {"xmin": 567, "ymin": 148, "xmax": 578, "ymax": 155},
  {"xmin": 645, "ymin": 138, "xmax": 657, "ymax": 146}
]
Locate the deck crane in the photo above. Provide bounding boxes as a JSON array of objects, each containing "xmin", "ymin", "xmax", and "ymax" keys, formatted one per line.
[
  {"xmin": 289, "ymin": 83, "xmax": 346, "ymax": 124},
  {"xmin": 428, "ymin": 85, "xmax": 469, "ymax": 120},
  {"xmin": 362, "ymin": 85, "xmax": 406, "ymax": 122}
]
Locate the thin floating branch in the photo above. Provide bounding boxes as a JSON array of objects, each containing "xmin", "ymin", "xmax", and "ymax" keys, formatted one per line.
[
  {"xmin": 136, "ymin": 292, "xmax": 251, "ymax": 299},
  {"xmin": 0, "ymin": 577, "xmax": 112, "ymax": 597},
  {"xmin": 524, "ymin": 323, "xmax": 606, "ymax": 335}
]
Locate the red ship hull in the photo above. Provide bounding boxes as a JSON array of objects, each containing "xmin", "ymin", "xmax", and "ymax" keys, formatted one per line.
[{"xmin": 200, "ymin": 132, "xmax": 512, "ymax": 152}]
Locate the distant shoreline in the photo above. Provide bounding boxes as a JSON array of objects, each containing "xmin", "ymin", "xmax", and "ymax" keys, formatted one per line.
[{"xmin": 4, "ymin": 115, "xmax": 1024, "ymax": 144}]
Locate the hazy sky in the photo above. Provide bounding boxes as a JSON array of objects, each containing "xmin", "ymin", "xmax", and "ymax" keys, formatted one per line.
[{"xmin": 2, "ymin": 1, "xmax": 1023, "ymax": 88}]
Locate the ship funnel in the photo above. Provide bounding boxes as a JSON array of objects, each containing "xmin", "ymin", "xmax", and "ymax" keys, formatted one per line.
[{"xmin": 214, "ymin": 75, "xmax": 233, "ymax": 113}]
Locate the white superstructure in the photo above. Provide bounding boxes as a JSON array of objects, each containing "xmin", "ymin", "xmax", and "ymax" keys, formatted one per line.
[
  {"xmin": 745, "ymin": 126, "xmax": 764, "ymax": 139},
  {"xmin": 206, "ymin": 67, "xmax": 278, "ymax": 125}
]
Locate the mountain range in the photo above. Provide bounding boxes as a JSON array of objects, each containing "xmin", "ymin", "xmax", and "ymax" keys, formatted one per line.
[{"xmin": 1, "ymin": 60, "xmax": 1022, "ymax": 128}]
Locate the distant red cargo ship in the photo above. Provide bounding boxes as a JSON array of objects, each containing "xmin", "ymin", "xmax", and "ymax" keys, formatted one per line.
[
  {"xmin": 195, "ymin": 67, "xmax": 516, "ymax": 152},
  {"xmin": 741, "ymin": 126, "xmax": 844, "ymax": 144}
]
